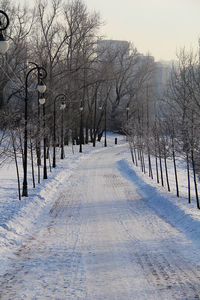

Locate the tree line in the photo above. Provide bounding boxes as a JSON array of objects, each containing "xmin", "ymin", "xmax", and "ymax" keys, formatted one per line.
[
  {"xmin": 0, "ymin": 0, "xmax": 154, "ymax": 199},
  {"xmin": 126, "ymin": 47, "xmax": 200, "ymax": 209}
]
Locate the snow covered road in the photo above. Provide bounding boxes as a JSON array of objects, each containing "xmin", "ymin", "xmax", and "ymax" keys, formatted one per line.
[{"xmin": 1, "ymin": 144, "xmax": 200, "ymax": 299}]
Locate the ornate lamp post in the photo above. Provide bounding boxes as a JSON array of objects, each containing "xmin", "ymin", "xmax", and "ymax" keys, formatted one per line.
[
  {"xmin": 52, "ymin": 94, "xmax": 67, "ymax": 167},
  {"xmin": 41, "ymin": 95, "xmax": 48, "ymax": 180},
  {"xmin": 99, "ymin": 98, "xmax": 108, "ymax": 147},
  {"xmin": 79, "ymin": 103, "xmax": 83, "ymax": 153},
  {"xmin": 0, "ymin": 10, "xmax": 9, "ymax": 55},
  {"xmin": 104, "ymin": 99, "xmax": 107, "ymax": 147},
  {"xmin": 60, "ymin": 99, "xmax": 66, "ymax": 159},
  {"xmin": 99, "ymin": 103, "xmax": 107, "ymax": 147},
  {"xmin": 29, "ymin": 62, "xmax": 46, "ymax": 183},
  {"xmin": 126, "ymin": 105, "xmax": 130, "ymax": 122},
  {"xmin": 93, "ymin": 95, "xmax": 97, "ymax": 147},
  {"xmin": 22, "ymin": 63, "xmax": 47, "ymax": 197}
]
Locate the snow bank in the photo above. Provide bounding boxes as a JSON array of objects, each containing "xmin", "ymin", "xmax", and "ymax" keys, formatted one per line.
[{"xmin": 117, "ymin": 159, "xmax": 200, "ymax": 247}]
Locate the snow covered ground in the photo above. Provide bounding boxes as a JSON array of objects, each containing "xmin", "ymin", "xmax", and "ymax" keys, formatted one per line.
[{"xmin": 1, "ymin": 133, "xmax": 200, "ymax": 299}]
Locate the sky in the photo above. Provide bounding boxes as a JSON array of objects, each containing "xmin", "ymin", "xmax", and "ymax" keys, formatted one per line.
[{"xmin": 84, "ymin": 0, "xmax": 200, "ymax": 62}]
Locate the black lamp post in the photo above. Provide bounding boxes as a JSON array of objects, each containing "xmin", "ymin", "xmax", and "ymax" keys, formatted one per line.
[
  {"xmin": 22, "ymin": 63, "xmax": 47, "ymax": 197},
  {"xmin": 0, "ymin": 10, "xmax": 9, "ymax": 55},
  {"xmin": 126, "ymin": 105, "xmax": 130, "ymax": 122},
  {"xmin": 104, "ymin": 99, "xmax": 107, "ymax": 147},
  {"xmin": 29, "ymin": 62, "xmax": 46, "ymax": 183},
  {"xmin": 79, "ymin": 103, "xmax": 84, "ymax": 153},
  {"xmin": 41, "ymin": 96, "xmax": 48, "ymax": 179},
  {"xmin": 60, "ymin": 99, "xmax": 66, "ymax": 160},
  {"xmin": 52, "ymin": 94, "xmax": 67, "ymax": 167},
  {"xmin": 93, "ymin": 95, "xmax": 97, "ymax": 147},
  {"xmin": 99, "ymin": 102, "xmax": 107, "ymax": 147}
]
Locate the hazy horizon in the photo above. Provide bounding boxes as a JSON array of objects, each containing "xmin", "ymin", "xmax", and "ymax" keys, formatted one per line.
[{"xmin": 84, "ymin": 0, "xmax": 200, "ymax": 62}]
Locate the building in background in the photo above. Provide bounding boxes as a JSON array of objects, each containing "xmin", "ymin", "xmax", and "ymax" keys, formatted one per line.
[
  {"xmin": 97, "ymin": 39, "xmax": 172, "ymax": 128},
  {"xmin": 97, "ymin": 39, "xmax": 130, "ymax": 60},
  {"xmin": 152, "ymin": 60, "xmax": 172, "ymax": 115}
]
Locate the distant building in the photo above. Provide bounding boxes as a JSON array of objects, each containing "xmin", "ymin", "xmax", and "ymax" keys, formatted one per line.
[
  {"xmin": 97, "ymin": 39, "xmax": 130, "ymax": 61},
  {"xmin": 152, "ymin": 61, "xmax": 172, "ymax": 115},
  {"xmin": 97, "ymin": 39, "xmax": 172, "ymax": 127}
]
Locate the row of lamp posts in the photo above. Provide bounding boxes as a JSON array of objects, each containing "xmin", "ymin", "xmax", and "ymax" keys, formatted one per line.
[
  {"xmin": 0, "ymin": 10, "xmax": 49, "ymax": 196},
  {"xmin": 23, "ymin": 71, "xmax": 69, "ymax": 196},
  {"xmin": 22, "ymin": 63, "xmax": 47, "ymax": 197},
  {"xmin": 0, "ymin": 10, "xmax": 69, "ymax": 197},
  {"xmin": 79, "ymin": 101, "xmax": 108, "ymax": 152},
  {"xmin": 53, "ymin": 94, "xmax": 67, "ymax": 167},
  {"xmin": 0, "ymin": 10, "xmax": 111, "ymax": 197}
]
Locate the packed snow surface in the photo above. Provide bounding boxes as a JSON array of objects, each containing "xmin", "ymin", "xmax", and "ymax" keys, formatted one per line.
[{"xmin": 1, "ymin": 134, "xmax": 200, "ymax": 299}]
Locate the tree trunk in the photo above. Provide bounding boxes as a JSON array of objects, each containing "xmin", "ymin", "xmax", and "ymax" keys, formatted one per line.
[
  {"xmin": 191, "ymin": 149, "xmax": 200, "ymax": 209},
  {"xmin": 30, "ymin": 139, "xmax": 35, "ymax": 188},
  {"xmin": 172, "ymin": 145, "xmax": 179, "ymax": 197},
  {"xmin": 38, "ymin": 163, "xmax": 40, "ymax": 184},
  {"xmin": 12, "ymin": 135, "xmax": 21, "ymax": 200},
  {"xmin": 64, "ymin": 133, "xmax": 69, "ymax": 146},
  {"xmin": 48, "ymin": 148, "xmax": 52, "ymax": 173},
  {"xmin": 186, "ymin": 152, "xmax": 191, "ymax": 204},
  {"xmin": 164, "ymin": 150, "xmax": 170, "ymax": 192},
  {"xmin": 129, "ymin": 142, "xmax": 135, "ymax": 164},
  {"xmin": 139, "ymin": 148, "xmax": 143, "ymax": 172},
  {"xmin": 146, "ymin": 88, "xmax": 152, "ymax": 179},
  {"xmin": 141, "ymin": 149, "xmax": 146, "ymax": 174},
  {"xmin": 85, "ymin": 123, "xmax": 89, "ymax": 144},
  {"xmin": 158, "ymin": 138, "xmax": 164, "ymax": 186},
  {"xmin": 148, "ymin": 150, "xmax": 153, "ymax": 179},
  {"xmin": 134, "ymin": 146, "xmax": 138, "ymax": 167},
  {"xmin": 155, "ymin": 142, "xmax": 159, "ymax": 184}
]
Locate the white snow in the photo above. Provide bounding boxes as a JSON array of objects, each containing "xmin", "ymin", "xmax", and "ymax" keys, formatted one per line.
[{"xmin": 0, "ymin": 134, "xmax": 200, "ymax": 299}]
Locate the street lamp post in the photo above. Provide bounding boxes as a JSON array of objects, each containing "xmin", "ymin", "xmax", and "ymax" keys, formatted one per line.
[
  {"xmin": 0, "ymin": 10, "xmax": 9, "ymax": 111},
  {"xmin": 93, "ymin": 94, "xmax": 97, "ymax": 147},
  {"xmin": 37, "ymin": 75, "xmax": 41, "ymax": 184},
  {"xmin": 41, "ymin": 97, "xmax": 47, "ymax": 179},
  {"xmin": 104, "ymin": 99, "xmax": 107, "ymax": 147},
  {"xmin": 126, "ymin": 105, "xmax": 130, "ymax": 122},
  {"xmin": 79, "ymin": 103, "xmax": 83, "ymax": 153},
  {"xmin": 29, "ymin": 62, "xmax": 46, "ymax": 183},
  {"xmin": 60, "ymin": 100, "xmax": 66, "ymax": 160},
  {"xmin": 98, "ymin": 102, "xmax": 107, "ymax": 147},
  {"xmin": 53, "ymin": 94, "xmax": 67, "ymax": 167},
  {"xmin": 0, "ymin": 10, "xmax": 9, "ymax": 55},
  {"xmin": 22, "ymin": 64, "xmax": 47, "ymax": 197}
]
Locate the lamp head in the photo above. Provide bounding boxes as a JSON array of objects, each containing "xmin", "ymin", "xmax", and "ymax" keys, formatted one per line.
[
  {"xmin": 39, "ymin": 97, "xmax": 46, "ymax": 105},
  {"xmin": 60, "ymin": 101, "xmax": 66, "ymax": 110},
  {"xmin": 0, "ymin": 32, "xmax": 9, "ymax": 54},
  {"xmin": 37, "ymin": 80, "xmax": 46, "ymax": 93}
]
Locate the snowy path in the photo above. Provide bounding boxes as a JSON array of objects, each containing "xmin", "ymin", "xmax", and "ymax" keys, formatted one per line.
[{"xmin": 1, "ymin": 145, "xmax": 200, "ymax": 299}]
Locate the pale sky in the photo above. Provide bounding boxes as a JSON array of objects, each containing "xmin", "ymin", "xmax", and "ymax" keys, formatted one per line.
[{"xmin": 84, "ymin": 0, "xmax": 200, "ymax": 62}]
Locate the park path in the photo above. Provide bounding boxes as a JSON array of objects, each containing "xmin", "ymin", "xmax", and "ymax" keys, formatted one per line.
[{"xmin": 0, "ymin": 145, "xmax": 200, "ymax": 299}]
